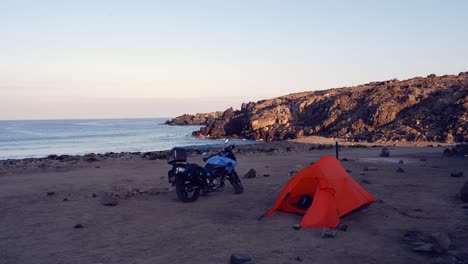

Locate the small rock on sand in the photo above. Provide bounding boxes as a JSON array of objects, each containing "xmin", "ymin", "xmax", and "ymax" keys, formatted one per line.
[
  {"xmin": 460, "ymin": 181, "xmax": 468, "ymax": 202},
  {"xmin": 148, "ymin": 188, "xmax": 162, "ymax": 195},
  {"xmin": 101, "ymin": 192, "xmax": 118, "ymax": 206},
  {"xmin": 294, "ymin": 256, "xmax": 303, "ymax": 262},
  {"xmin": 397, "ymin": 168, "xmax": 405, "ymax": 173},
  {"xmin": 244, "ymin": 169, "xmax": 257, "ymax": 179},
  {"xmin": 379, "ymin": 148, "xmax": 390, "ymax": 157},
  {"xmin": 450, "ymin": 172, "xmax": 464, "ymax": 178},
  {"xmin": 229, "ymin": 252, "xmax": 253, "ymax": 264},
  {"xmin": 83, "ymin": 153, "xmax": 100, "ymax": 162},
  {"xmin": 412, "ymin": 243, "xmax": 434, "ymax": 252},
  {"xmin": 321, "ymin": 228, "xmax": 337, "ymax": 238},
  {"xmin": 337, "ymin": 222, "xmax": 348, "ymax": 232},
  {"xmin": 430, "ymin": 232, "xmax": 451, "ymax": 253},
  {"xmin": 363, "ymin": 167, "xmax": 378, "ymax": 171},
  {"xmin": 361, "ymin": 179, "xmax": 371, "ymax": 184},
  {"xmin": 434, "ymin": 254, "xmax": 459, "ymax": 264}
]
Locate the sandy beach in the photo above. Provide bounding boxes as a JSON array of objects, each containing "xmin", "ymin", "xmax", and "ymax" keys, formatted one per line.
[{"xmin": 1, "ymin": 141, "xmax": 467, "ymax": 264}]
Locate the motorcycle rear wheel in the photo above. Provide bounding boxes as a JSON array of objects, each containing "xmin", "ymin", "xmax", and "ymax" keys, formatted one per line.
[
  {"xmin": 229, "ymin": 170, "xmax": 244, "ymax": 194},
  {"xmin": 176, "ymin": 178, "xmax": 200, "ymax": 202}
]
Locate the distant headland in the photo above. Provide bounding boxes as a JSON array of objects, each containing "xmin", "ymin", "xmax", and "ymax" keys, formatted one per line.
[{"xmin": 166, "ymin": 72, "xmax": 468, "ymax": 144}]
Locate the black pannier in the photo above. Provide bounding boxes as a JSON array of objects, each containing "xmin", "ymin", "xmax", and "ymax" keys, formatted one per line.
[{"xmin": 167, "ymin": 147, "xmax": 187, "ymax": 164}]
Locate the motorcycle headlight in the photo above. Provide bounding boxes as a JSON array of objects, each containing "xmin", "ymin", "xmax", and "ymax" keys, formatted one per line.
[{"xmin": 176, "ymin": 167, "xmax": 186, "ymax": 173}]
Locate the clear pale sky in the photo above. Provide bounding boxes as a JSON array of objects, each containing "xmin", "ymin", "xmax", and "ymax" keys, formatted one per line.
[{"xmin": 1, "ymin": 0, "xmax": 467, "ymax": 120}]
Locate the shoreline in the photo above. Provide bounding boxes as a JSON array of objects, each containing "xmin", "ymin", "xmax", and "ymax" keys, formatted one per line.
[
  {"xmin": 0, "ymin": 135, "xmax": 462, "ymax": 162},
  {"xmin": 1, "ymin": 138, "xmax": 464, "ymax": 175}
]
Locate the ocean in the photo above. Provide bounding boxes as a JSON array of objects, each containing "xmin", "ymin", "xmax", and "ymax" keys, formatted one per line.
[{"xmin": 0, "ymin": 118, "xmax": 253, "ymax": 160}]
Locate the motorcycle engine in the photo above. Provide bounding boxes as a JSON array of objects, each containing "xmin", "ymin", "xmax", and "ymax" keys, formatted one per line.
[{"xmin": 208, "ymin": 177, "xmax": 222, "ymax": 190}]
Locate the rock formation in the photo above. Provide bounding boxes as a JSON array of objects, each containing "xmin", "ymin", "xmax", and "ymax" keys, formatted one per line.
[
  {"xmin": 165, "ymin": 112, "xmax": 223, "ymax": 126},
  {"xmin": 169, "ymin": 72, "xmax": 468, "ymax": 143}
]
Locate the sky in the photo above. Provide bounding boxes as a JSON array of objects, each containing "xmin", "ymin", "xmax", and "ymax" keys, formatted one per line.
[{"xmin": 1, "ymin": 0, "xmax": 467, "ymax": 120}]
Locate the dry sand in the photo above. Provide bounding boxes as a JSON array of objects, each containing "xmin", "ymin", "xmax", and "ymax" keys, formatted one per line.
[{"xmin": 0, "ymin": 141, "xmax": 467, "ymax": 264}]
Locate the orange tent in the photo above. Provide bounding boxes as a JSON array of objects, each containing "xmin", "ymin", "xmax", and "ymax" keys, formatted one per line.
[{"xmin": 262, "ymin": 155, "xmax": 375, "ymax": 229}]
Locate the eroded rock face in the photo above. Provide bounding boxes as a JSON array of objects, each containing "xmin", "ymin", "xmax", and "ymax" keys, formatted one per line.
[{"xmin": 172, "ymin": 72, "xmax": 468, "ymax": 143}]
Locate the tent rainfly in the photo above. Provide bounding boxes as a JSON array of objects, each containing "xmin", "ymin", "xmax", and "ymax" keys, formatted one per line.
[{"xmin": 261, "ymin": 155, "xmax": 375, "ymax": 229}]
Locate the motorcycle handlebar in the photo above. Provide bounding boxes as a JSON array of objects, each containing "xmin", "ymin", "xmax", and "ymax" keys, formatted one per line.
[
  {"xmin": 202, "ymin": 145, "xmax": 235, "ymax": 162},
  {"xmin": 227, "ymin": 145, "xmax": 235, "ymax": 151}
]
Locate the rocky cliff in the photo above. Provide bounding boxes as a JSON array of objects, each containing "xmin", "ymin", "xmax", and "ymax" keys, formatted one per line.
[{"xmin": 168, "ymin": 72, "xmax": 468, "ymax": 143}]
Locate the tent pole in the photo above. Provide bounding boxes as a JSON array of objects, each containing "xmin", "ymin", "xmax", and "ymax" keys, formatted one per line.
[{"xmin": 335, "ymin": 141, "xmax": 339, "ymax": 159}]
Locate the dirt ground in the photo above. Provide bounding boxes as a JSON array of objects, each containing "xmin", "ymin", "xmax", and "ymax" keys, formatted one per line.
[{"xmin": 0, "ymin": 142, "xmax": 467, "ymax": 264}]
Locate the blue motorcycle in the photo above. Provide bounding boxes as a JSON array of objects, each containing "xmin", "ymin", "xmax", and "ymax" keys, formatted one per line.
[{"xmin": 167, "ymin": 140, "xmax": 244, "ymax": 202}]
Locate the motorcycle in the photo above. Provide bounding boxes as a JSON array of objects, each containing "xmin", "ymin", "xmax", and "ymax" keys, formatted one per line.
[{"xmin": 167, "ymin": 139, "xmax": 244, "ymax": 202}]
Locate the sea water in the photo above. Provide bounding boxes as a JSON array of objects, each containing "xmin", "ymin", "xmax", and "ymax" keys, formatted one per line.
[{"xmin": 0, "ymin": 118, "xmax": 253, "ymax": 160}]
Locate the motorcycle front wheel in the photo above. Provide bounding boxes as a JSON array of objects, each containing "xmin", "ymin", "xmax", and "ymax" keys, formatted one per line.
[
  {"xmin": 229, "ymin": 170, "xmax": 244, "ymax": 194},
  {"xmin": 176, "ymin": 178, "xmax": 200, "ymax": 202}
]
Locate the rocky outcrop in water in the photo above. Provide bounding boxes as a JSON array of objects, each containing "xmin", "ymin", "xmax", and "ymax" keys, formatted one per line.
[
  {"xmin": 165, "ymin": 112, "xmax": 223, "ymax": 126},
  {"xmin": 172, "ymin": 72, "xmax": 468, "ymax": 143}
]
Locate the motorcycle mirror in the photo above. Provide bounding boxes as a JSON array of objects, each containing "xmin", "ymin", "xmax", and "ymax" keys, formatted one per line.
[
  {"xmin": 202, "ymin": 152, "xmax": 208, "ymax": 156},
  {"xmin": 224, "ymin": 138, "xmax": 230, "ymax": 146}
]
